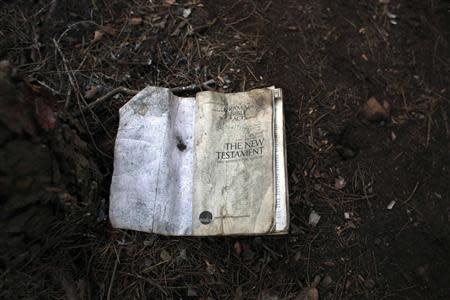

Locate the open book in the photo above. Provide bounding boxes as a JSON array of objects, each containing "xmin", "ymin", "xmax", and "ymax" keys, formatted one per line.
[{"xmin": 109, "ymin": 86, "xmax": 288, "ymax": 235}]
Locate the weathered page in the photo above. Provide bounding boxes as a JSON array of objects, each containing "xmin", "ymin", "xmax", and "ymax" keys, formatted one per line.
[
  {"xmin": 192, "ymin": 89, "xmax": 275, "ymax": 235},
  {"xmin": 109, "ymin": 87, "xmax": 195, "ymax": 235}
]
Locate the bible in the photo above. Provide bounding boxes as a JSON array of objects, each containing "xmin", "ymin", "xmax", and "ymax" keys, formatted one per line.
[{"xmin": 109, "ymin": 86, "xmax": 288, "ymax": 235}]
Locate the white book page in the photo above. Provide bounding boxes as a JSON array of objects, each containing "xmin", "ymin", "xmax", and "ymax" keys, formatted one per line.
[{"xmin": 109, "ymin": 87, "xmax": 195, "ymax": 235}]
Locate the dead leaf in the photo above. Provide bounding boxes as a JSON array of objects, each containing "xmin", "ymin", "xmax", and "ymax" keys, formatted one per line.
[
  {"xmin": 130, "ymin": 17, "xmax": 142, "ymax": 26},
  {"xmin": 92, "ymin": 30, "xmax": 104, "ymax": 44},
  {"xmin": 97, "ymin": 25, "xmax": 117, "ymax": 36},
  {"xmin": 362, "ymin": 97, "xmax": 391, "ymax": 122},
  {"xmin": 164, "ymin": 0, "xmax": 176, "ymax": 5},
  {"xmin": 84, "ymin": 85, "xmax": 99, "ymax": 99}
]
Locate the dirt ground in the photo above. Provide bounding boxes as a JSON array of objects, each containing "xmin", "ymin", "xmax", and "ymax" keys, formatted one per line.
[{"xmin": 0, "ymin": 0, "xmax": 449, "ymax": 299}]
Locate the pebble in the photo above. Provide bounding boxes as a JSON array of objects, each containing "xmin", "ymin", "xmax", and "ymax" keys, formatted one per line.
[{"xmin": 308, "ymin": 211, "xmax": 321, "ymax": 227}]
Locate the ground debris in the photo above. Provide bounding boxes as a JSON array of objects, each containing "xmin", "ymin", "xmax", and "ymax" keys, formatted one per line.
[
  {"xmin": 129, "ymin": 17, "xmax": 143, "ymax": 26},
  {"xmin": 334, "ymin": 177, "xmax": 346, "ymax": 190},
  {"xmin": 362, "ymin": 97, "xmax": 391, "ymax": 122},
  {"xmin": 387, "ymin": 200, "xmax": 396, "ymax": 210},
  {"xmin": 91, "ymin": 30, "xmax": 104, "ymax": 44},
  {"xmin": 295, "ymin": 287, "xmax": 319, "ymax": 300},
  {"xmin": 309, "ymin": 211, "xmax": 321, "ymax": 227},
  {"xmin": 0, "ymin": 0, "xmax": 449, "ymax": 298},
  {"xmin": 160, "ymin": 249, "xmax": 172, "ymax": 261},
  {"xmin": 321, "ymin": 275, "xmax": 333, "ymax": 289},
  {"xmin": 234, "ymin": 240, "xmax": 242, "ymax": 256},
  {"xmin": 84, "ymin": 85, "xmax": 101, "ymax": 99}
]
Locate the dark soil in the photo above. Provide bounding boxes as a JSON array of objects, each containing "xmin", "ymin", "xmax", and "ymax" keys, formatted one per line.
[{"xmin": 1, "ymin": 0, "xmax": 449, "ymax": 299}]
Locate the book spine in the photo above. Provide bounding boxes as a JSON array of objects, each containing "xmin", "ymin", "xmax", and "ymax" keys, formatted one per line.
[{"xmin": 273, "ymin": 89, "xmax": 288, "ymax": 231}]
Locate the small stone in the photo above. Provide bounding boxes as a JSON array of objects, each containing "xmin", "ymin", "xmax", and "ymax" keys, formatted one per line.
[
  {"xmin": 387, "ymin": 200, "xmax": 396, "ymax": 210},
  {"xmin": 160, "ymin": 249, "xmax": 172, "ymax": 261},
  {"xmin": 334, "ymin": 177, "xmax": 346, "ymax": 190},
  {"xmin": 182, "ymin": 8, "xmax": 192, "ymax": 18},
  {"xmin": 308, "ymin": 211, "xmax": 321, "ymax": 227},
  {"xmin": 362, "ymin": 97, "xmax": 391, "ymax": 122},
  {"xmin": 387, "ymin": 12, "xmax": 397, "ymax": 19}
]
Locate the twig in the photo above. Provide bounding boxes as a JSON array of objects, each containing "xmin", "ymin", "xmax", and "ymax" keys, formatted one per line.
[
  {"xmin": 107, "ymin": 247, "xmax": 121, "ymax": 300},
  {"xmin": 56, "ymin": 21, "xmax": 97, "ymax": 44},
  {"xmin": 35, "ymin": 79, "xmax": 61, "ymax": 95},
  {"xmin": 426, "ymin": 114, "xmax": 432, "ymax": 148},
  {"xmin": 84, "ymin": 87, "xmax": 139, "ymax": 112},
  {"xmin": 83, "ymin": 79, "xmax": 216, "ymax": 112},
  {"xmin": 441, "ymin": 106, "xmax": 450, "ymax": 137},
  {"xmin": 170, "ymin": 79, "xmax": 216, "ymax": 93},
  {"xmin": 402, "ymin": 181, "xmax": 420, "ymax": 204},
  {"xmin": 53, "ymin": 39, "xmax": 78, "ymax": 109}
]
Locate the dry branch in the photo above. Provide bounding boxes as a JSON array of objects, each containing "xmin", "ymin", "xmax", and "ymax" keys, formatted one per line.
[{"xmin": 82, "ymin": 79, "xmax": 216, "ymax": 112}]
